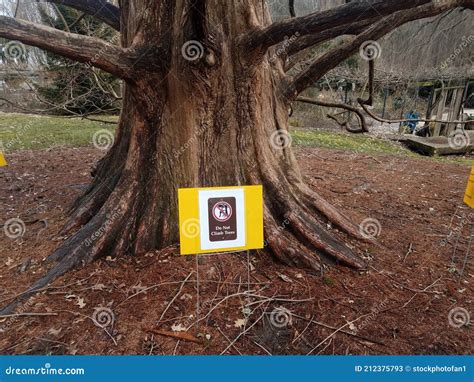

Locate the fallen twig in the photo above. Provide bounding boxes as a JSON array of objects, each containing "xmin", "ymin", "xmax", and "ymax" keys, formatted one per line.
[
  {"xmin": 403, "ymin": 243, "xmax": 413, "ymax": 263},
  {"xmin": 144, "ymin": 328, "xmax": 202, "ymax": 344},
  {"xmin": 157, "ymin": 272, "xmax": 194, "ymax": 323},
  {"xmin": 0, "ymin": 312, "xmax": 58, "ymax": 318},
  {"xmin": 292, "ymin": 313, "xmax": 385, "ymax": 346}
]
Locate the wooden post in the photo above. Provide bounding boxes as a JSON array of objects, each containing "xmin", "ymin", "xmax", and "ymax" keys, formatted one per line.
[
  {"xmin": 434, "ymin": 88, "xmax": 448, "ymax": 137},
  {"xmin": 449, "ymin": 86, "xmax": 465, "ymax": 134}
]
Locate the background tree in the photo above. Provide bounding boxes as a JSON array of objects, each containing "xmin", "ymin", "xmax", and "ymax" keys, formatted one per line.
[
  {"xmin": 35, "ymin": 4, "xmax": 120, "ymax": 115},
  {"xmin": 0, "ymin": 0, "xmax": 473, "ymax": 314}
]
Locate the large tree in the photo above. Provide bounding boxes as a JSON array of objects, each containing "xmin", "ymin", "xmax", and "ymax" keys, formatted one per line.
[{"xmin": 1, "ymin": 0, "xmax": 473, "ymax": 313}]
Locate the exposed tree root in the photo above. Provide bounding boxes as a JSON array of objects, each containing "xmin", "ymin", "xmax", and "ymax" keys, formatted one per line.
[{"xmin": 0, "ymin": 169, "xmax": 367, "ymax": 315}]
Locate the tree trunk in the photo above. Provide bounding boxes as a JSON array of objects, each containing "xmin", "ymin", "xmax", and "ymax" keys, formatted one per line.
[{"xmin": 1, "ymin": 0, "xmax": 369, "ymax": 313}]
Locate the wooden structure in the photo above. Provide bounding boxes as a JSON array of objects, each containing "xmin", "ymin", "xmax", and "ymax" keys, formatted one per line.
[
  {"xmin": 426, "ymin": 84, "xmax": 468, "ymax": 137},
  {"xmin": 405, "ymin": 80, "xmax": 473, "ymax": 156}
]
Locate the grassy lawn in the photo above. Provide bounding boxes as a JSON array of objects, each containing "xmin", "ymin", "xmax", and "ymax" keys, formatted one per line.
[
  {"xmin": 0, "ymin": 113, "xmax": 471, "ymax": 165},
  {"xmin": 0, "ymin": 113, "xmax": 118, "ymax": 150},
  {"xmin": 292, "ymin": 128, "xmax": 413, "ymax": 156}
]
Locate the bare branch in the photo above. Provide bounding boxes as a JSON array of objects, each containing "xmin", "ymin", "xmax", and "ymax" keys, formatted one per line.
[
  {"xmin": 0, "ymin": 16, "xmax": 132, "ymax": 79},
  {"xmin": 284, "ymin": 0, "xmax": 473, "ymax": 99},
  {"xmin": 287, "ymin": 18, "xmax": 374, "ymax": 57},
  {"xmin": 297, "ymin": 96, "xmax": 368, "ymax": 133},
  {"xmin": 38, "ymin": 0, "xmax": 120, "ymax": 31},
  {"xmin": 242, "ymin": 0, "xmax": 431, "ymax": 55},
  {"xmin": 289, "ymin": 0, "xmax": 296, "ymax": 18},
  {"xmin": 358, "ymin": 60, "xmax": 374, "ymax": 106}
]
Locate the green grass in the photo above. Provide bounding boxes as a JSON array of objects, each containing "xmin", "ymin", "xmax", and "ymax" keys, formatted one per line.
[
  {"xmin": 0, "ymin": 113, "xmax": 118, "ymax": 150},
  {"xmin": 292, "ymin": 128, "xmax": 413, "ymax": 156},
  {"xmin": 0, "ymin": 113, "xmax": 470, "ymax": 165},
  {"xmin": 292, "ymin": 128, "xmax": 472, "ymax": 165}
]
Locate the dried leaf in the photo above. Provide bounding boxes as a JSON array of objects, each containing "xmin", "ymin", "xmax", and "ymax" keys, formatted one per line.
[
  {"xmin": 171, "ymin": 323, "xmax": 186, "ymax": 332},
  {"xmin": 278, "ymin": 273, "xmax": 293, "ymax": 283},
  {"xmin": 48, "ymin": 328, "xmax": 62, "ymax": 336},
  {"xmin": 234, "ymin": 318, "xmax": 247, "ymax": 328},
  {"xmin": 76, "ymin": 297, "xmax": 86, "ymax": 309}
]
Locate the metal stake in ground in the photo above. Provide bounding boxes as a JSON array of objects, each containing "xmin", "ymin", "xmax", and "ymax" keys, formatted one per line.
[{"xmin": 195, "ymin": 254, "xmax": 200, "ymax": 329}]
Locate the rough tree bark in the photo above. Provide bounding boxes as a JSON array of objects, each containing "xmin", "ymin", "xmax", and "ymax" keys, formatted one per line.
[{"xmin": 1, "ymin": 0, "xmax": 472, "ymax": 314}]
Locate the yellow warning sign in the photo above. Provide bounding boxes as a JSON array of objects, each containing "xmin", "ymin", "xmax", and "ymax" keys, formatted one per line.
[
  {"xmin": 178, "ymin": 185, "xmax": 263, "ymax": 255},
  {"xmin": 464, "ymin": 165, "xmax": 474, "ymax": 208},
  {"xmin": 0, "ymin": 151, "xmax": 7, "ymax": 167}
]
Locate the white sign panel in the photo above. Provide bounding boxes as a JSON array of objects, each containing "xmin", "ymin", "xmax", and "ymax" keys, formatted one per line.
[{"xmin": 198, "ymin": 188, "xmax": 246, "ymax": 250}]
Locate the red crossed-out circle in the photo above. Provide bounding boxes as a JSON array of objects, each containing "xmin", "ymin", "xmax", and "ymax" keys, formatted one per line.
[{"xmin": 212, "ymin": 201, "xmax": 232, "ymax": 222}]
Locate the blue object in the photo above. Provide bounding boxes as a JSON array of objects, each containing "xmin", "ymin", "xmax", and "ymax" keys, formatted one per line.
[
  {"xmin": 402, "ymin": 111, "xmax": 420, "ymax": 133},
  {"xmin": 0, "ymin": 355, "xmax": 472, "ymax": 382}
]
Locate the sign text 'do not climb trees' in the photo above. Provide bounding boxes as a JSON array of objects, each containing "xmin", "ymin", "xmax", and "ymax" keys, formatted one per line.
[{"xmin": 178, "ymin": 185, "xmax": 263, "ymax": 255}]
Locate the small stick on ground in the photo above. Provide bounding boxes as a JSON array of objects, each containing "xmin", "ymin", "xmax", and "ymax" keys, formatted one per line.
[
  {"xmin": 157, "ymin": 272, "xmax": 194, "ymax": 324},
  {"xmin": 144, "ymin": 328, "xmax": 202, "ymax": 344},
  {"xmin": 0, "ymin": 312, "xmax": 58, "ymax": 318},
  {"xmin": 403, "ymin": 243, "xmax": 413, "ymax": 263},
  {"xmin": 292, "ymin": 313, "xmax": 385, "ymax": 347}
]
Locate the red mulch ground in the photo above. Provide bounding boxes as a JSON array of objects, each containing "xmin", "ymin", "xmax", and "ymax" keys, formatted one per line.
[{"xmin": 0, "ymin": 146, "xmax": 472, "ymax": 355}]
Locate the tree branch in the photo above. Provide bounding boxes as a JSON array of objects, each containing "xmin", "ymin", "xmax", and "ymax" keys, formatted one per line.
[
  {"xmin": 242, "ymin": 0, "xmax": 431, "ymax": 55},
  {"xmin": 284, "ymin": 0, "xmax": 473, "ymax": 99},
  {"xmin": 287, "ymin": 18, "xmax": 375, "ymax": 57},
  {"xmin": 297, "ymin": 96, "xmax": 368, "ymax": 133},
  {"xmin": 0, "ymin": 16, "xmax": 132, "ymax": 79},
  {"xmin": 289, "ymin": 0, "xmax": 296, "ymax": 18},
  {"xmin": 38, "ymin": 0, "xmax": 120, "ymax": 31}
]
